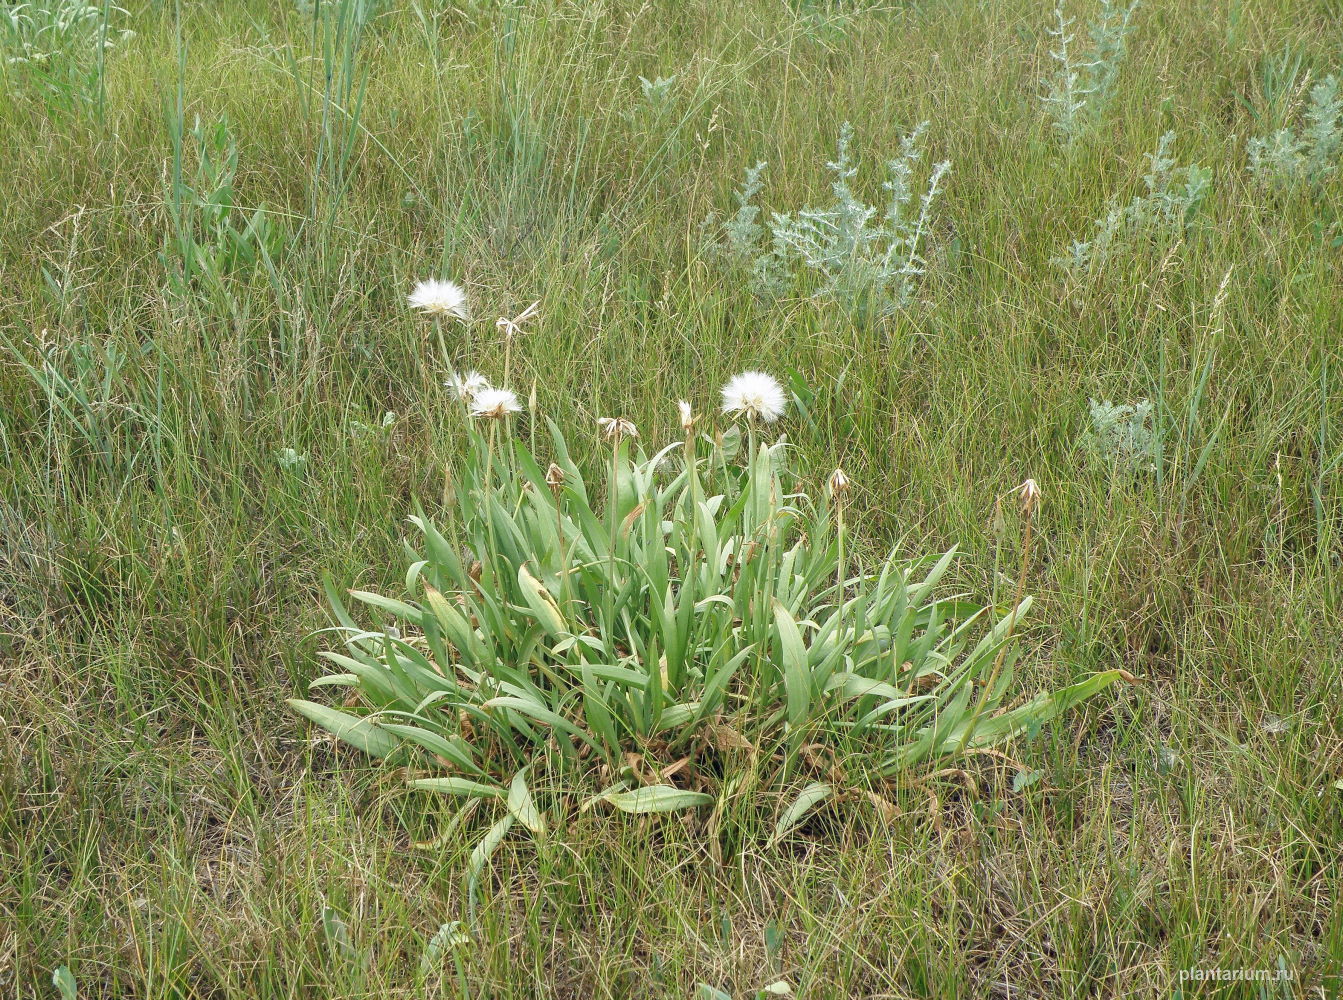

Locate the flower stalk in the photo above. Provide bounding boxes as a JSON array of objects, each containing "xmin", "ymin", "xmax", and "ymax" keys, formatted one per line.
[
  {"xmin": 961, "ymin": 479, "xmax": 1040, "ymax": 753},
  {"xmin": 598, "ymin": 417, "xmax": 638, "ymax": 637},
  {"xmin": 546, "ymin": 461, "xmax": 568, "ymax": 605}
]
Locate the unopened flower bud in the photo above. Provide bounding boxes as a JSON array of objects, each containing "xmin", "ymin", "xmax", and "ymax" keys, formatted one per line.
[{"xmin": 677, "ymin": 400, "xmax": 695, "ymax": 434}]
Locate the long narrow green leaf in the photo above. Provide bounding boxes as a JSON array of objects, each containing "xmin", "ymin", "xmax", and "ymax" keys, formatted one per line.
[
  {"xmin": 287, "ymin": 699, "xmax": 400, "ymax": 758},
  {"xmin": 347, "ymin": 590, "xmax": 426, "ymax": 626},
  {"xmin": 600, "ymin": 785, "xmax": 715, "ymax": 813},
  {"xmin": 773, "ymin": 600, "xmax": 811, "ymax": 728},
  {"xmin": 482, "ymin": 696, "xmax": 600, "ymax": 752},
  {"xmin": 381, "ymin": 723, "xmax": 481, "ymax": 774},
  {"xmin": 410, "ymin": 776, "xmax": 505, "ymax": 799},
  {"xmin": 467, "ymin": 813, "xmax": 516, "ymax": 898},
  {"xmin": 769, "ymin": 782, "xmax": 834, "ymax": 846},
  {"xmin": 507, "ymin": 769, "xmax": 547, "ymax": 836}
]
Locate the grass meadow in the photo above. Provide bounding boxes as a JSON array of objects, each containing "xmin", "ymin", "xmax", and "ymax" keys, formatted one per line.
[{"xmin": 2, "ymin": 0, "xmax": 1342, "ymax": 996}]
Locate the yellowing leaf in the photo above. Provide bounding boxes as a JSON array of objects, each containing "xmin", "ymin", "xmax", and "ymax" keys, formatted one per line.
[{"xmin": 517, "ymin": 564, "xmax": 567, "ymax": 637}]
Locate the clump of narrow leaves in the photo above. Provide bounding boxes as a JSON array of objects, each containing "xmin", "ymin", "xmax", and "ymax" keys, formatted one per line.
[{"xmin": 290, "ymin": 418, "xmax": 1121, "ymax": 866}]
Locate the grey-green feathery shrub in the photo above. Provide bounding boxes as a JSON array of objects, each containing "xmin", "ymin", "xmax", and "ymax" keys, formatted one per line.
[
  {"xmin": 709, "ymin": 123, "xmax": 950, "ymax": 319},
  {"xmin": 1247, "ymin": 74, "xmax": 1343, "ymax": 187},
  {"xmin": 1082, "ymin": 398, "xmax": 1161, "ymax": 473},
  {"xmin": 1054, "ymin": 131, "xmax": 1211, "ymax": 276},
  {"xmin": 1041, "ymin": 0, "xmax": 1139, "ymax": 143}
]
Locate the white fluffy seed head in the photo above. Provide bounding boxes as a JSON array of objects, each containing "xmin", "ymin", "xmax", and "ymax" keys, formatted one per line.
[
  {"xmin": 470, "ymin": 387, "xmax": 521, "ymax": 420},
  {"xmin": 446, "ymin": 370, "xmax": 491, "ymax": 402},
  {"xmin": 828, "ymin": 468, "xmax": 851, "ymax": 495},
  {"xmin": 721, "ymin": 371, "xmax": 787, "ymax": 423},
  {"xmin": 408, "ymin": 278, "xmax": 469, "ymax": 321}
]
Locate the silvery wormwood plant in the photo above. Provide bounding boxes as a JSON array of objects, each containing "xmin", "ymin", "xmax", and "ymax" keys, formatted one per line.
[
  {"xmin": 638, "ymin": 73, "xmax": 677, "ymax": 105},
  {"xmin": 1247, "ymin": 74, "xmax": 1343, "ymax": 188},
  {"xmin": 290, "ymin": 415, "xmax": 1122, "ymax": 886},
  {"xmin": 1042, "ymin": 0, "xmax": 1138, "ymax": 143},
  {"xmin": 1082, "ymin": 398, "xmax": 1160, "ymax": 473},
  {"xmin": 708, "ymin": 122, "xmax": 950, "ymax": 319},
  {"xmin": 1054, "ymin": 131, "xmax": 1211, "ymax": 276}
]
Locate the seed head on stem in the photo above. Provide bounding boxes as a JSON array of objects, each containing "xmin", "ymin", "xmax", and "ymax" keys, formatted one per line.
[
  {"xmin": 960, "ymin": 477, "xmax": 1041, "ymax": 751},
  {"xmin": 496, "ymin": 300, "xmax": 540, "ymax": 385},
  {"xmin": 545, "ymin": 462, "xmax": 565, "ymax": 492},
  {"xmin": 598, "ymin": 417, "xmax": 639, "ymax": 445},
  {"xmin": 496, "ymin": 300, "xmax": 540, "ymax": 341},
  {"xmin": 597, "ymin": 417, "xmax": 637, "ymax": 634},
  {"xmin": 720, "ymin": 371, "xmax": 787, "ymax": 424},
  {"xmin": 410, "ymin": 278, "xmax": 471, "ymax": 372},
  {"xmin": 470, "ymin": 388, "xmax": 521, "ymax": 421},
  {"xmin": 446, "ymin": 370, "xmax": 491, "ymax": 404},
  {"xmin": 1017, "ymin": 478, "xmax": 1041, "ymax": 515},
  {"xmin": 721, "ymin": 371, "xmax": 786, "ymax": 463},
  {"xmin": 547, "ymin": 462, "xmax": 568, "ymax": 600},
  {"xmin": 408, "ymin": 278, "xmax": 469, "ymax": 321},
  {"xmin": 829, "ymin": 468, "xmax": 853, "ymax": 636}
]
